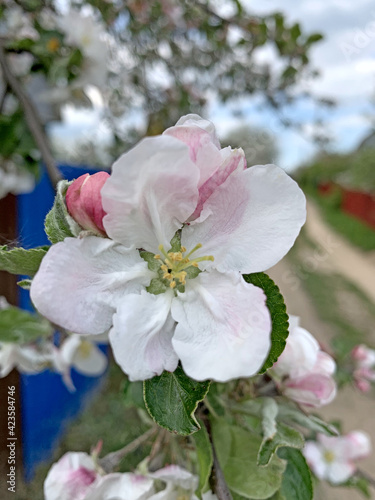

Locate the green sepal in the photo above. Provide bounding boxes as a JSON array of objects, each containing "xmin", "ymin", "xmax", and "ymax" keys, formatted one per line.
[
  {"xmin": 44, "ymin": 179, "xmax": 81, "ymax": 243},
  {"xmin": 169, "ymin": 231, "xmax": 182, "ymax": 252},
  {"xmin": 0, "ymin": 306, "xmax": 53, "ymax": 343},
  {"xmin": 143, "ymin": 365, "xmax": 210, "ymax": 436},
  {"xmin": 242, "ymin": 272, "xmax": 289, "ymax": 372},
  {"xmin": 0, "ymin": 245, "xmax": 49, "ymax": 276},
  {"xmin": 140, "ymin": 251, "xmax": 161, "ymax": 272},
  {"xmin": 146, "ymin": 278, "xmax": 168, "ymax": 295}
]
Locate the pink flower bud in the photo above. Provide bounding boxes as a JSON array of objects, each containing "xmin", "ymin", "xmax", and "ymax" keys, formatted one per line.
[
  {"xmin": 66, "ymin": 172, "xmax": 110, "ymax": 235},
  {"xmin": 355, "ymin": 378, "xmax": 371, "ymax": 393}
]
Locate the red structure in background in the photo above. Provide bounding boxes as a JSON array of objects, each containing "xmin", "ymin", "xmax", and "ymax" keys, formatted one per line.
[
  {"xmin": 318, "ymin": 182, "xmax": 375, "ymax": 230},
  {"xmin": 342, "ymin": 189, "xmax": 375, "ymax": 230}
]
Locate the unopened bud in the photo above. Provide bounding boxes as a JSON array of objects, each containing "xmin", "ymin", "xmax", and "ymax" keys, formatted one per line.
[{"xmin": 66, "ymin": 172, "xmax": 110, "ymax": 235}]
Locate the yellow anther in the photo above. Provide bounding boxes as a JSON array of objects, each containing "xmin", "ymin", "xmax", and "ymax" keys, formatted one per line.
[
  {"xmin": 170, "ymin": 281, "xmax": 176, "ymax": 289},
  {"xmin": 154, "ymin": 254, "xmax": 161, "ymax": 260},
  {"xmin": 161, "ymin": 264, "xmax": 168, "ymax": 272},
  {"xmin": 47, "ymin": 37, "xmax": 60, "ymax": 52},
  {"xmin": 174, "ymin": 252, "xmax": 183, "ymax": 261},
  {"xmin": 183, "ymin": 257, "xmax": 190, "ymax": 264},
  {"xmin": 163, "ymin": 273, "xmax": 172, "ymax": 280},
  {"xmin": 181, "ymin": 246, "xmax": 186, "ymax": 252},
  {"xmin": 165, "ymin": 258, "xmax": 172, "ymax": 267},
  {"xmin": 192, "ymin": 262, "xmax": 199, "ymax": 267}
]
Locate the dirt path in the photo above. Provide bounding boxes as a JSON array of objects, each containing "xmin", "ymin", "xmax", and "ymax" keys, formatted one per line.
[
  {"xmin": 269, "ymin": 258, "xmax": 375, "ymax": 500},
  {"xmin": 305, "ymin": 201, "xmax": 375, "ymax": 303}
]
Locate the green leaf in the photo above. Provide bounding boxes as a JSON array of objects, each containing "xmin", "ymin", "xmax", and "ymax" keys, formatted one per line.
[
  {"xmin": 143, "ymin": 366, "xmax": 210, "ymax": 435},
  {"xmin": 0, "ymin": 306, "xmax": 53, "ymax": 343},
  {"xmin": 243, "ymin": 273, "xmax": 289, "ymax": 372},
  {"xmin": 17, "ymin": 279, "xmax": 32, "ymax": 290},
  {"xmin": 212, "ymin": 420, "xmax": 286, "ymax": 499},
  {"xmin": 0, "ymin": 245, "xmax": 49, "ymax": 276},
  {"xmin": 123, "ymin": 379, "xmax": 146, "ymax": 409},
  {"xmin": 44, "ymin": 180, "xmax": 81, "ymax": 243},
  {"xmin": 277, "ymin": 448, "xmax": 313, "ymax": 500},
  {"xmin": 277, "ymin": 406, "xmax": 339, "ymax": 436},
  {"xmin": 192, "ymin": 420, "xmax": 213, "ymax": 497},
  {"xmin": 258, "ymin": 423, "xmax": 304, "ymax": 467}
]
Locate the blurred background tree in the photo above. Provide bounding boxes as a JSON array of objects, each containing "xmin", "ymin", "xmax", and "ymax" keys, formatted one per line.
[{"xmin": 0, "ymin": 0, "xmax": 324, "ymax": 190}]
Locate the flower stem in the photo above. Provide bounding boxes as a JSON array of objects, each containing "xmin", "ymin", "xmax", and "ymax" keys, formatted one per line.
[{"xmin": 99, "ymin": 427, "xmax": 157, "ymax": 473}]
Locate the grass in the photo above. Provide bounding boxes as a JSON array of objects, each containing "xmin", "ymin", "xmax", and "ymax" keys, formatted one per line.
[
  {"xmin": 305, "ymin": 187, "xmax": 375, "ymax": 252},
  {"xmin": 287, "ymin": 230, "xmax": 375, "ymax": 382}
]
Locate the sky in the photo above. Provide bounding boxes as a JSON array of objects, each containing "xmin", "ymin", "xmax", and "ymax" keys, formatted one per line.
[{"xmin": 50, "ymin": 0, "xmax": 375, "ymax": 171}]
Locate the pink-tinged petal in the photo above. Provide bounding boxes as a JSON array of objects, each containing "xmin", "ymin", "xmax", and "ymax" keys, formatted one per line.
[
  {"xmin": 169, "ymin": 114, "xmax": 221, "ymax": 148},
  {"xmin": 31, "ymin": 237, "xmax": 153, "ymax": 335},
  {"xmin": 352, "ymin": 344, "xmax": 375, "ymax": 368},
  {"xmin": 313, "ymin": 351, "xmax": 336, "ymax": 376},
  {"xmin": 355, "ymin": 377, "xmax": 371, "ymax": 393},
  {"xmin": 284, "ymin": 373, "xmax": 337, "ymax": 407},
  {"xmin": 109, "ymin": 291, "xmax": 178, "ymax": 381},
  {"xmin": 44, "ymin": 452, "xmax": 98, "ymax": 500},
  {"xmin": 87, "ymin": 473, "xmax": 154, "ymax": 500},
  {"xmin": 345, "ymin": 431, "xmax": 372, "ymax": 460},
  {"xmin": 171, "ymin": 271, "xmax": 271, "ymax": 382},
  {"xmin": 66, "ymin": 172, "xmax": 110, "ymax": 235},
  {"xmin": 326, "ymin": 461, "xmax": 356, "ymax": 484},
  {"xmin": 164, "ymin": 122, "xmax": 221, "ymax": 188},
  {"xmin": 273, "ymin": 325, "xmax": 319, "ymax": 379},
  {"xmin": 303, "ymin": 442, "xmax": 327, "ymax": 480},
  {"xmin": 181, "ymin": 164, "xmax": 306, "ymax": 274},
  {"xmin": 189, "ymin": 147, "xmax": 246, "ymax": 221},
  {"xmin": 102, "ymin": 135, "xmax": 199, "ymax": 252}
]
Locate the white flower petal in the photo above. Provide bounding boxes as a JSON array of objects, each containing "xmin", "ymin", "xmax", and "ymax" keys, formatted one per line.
[
  {"xmin": 109, "ymin": 291, "xmax": 178, "ymax": 381},
  {"xmin": 102, "ymin": 135, "xmax": 199, "ymax": 251},
  {"xmin": 182, "ymin": 164, "xmax": 306, "ymax": 274},
  {"xmin": 31, "ymin": 237, "xmax": 152, "ymax": 335},
  {"xmin": 149, "ymin": 465, "xmax": 198, "ymax": 491},
  {"xmin": 72, "ymin": 342, "xmax": 108, "ymax": 376},
  {"xmin": 87, "ymin": 473, "xmax": 154, "ymax": 500},
  {"xmin": 327, "ymin": 462, "xmax": 356, "ymax": 484},
  {"xmin": 171, "ymin": 271, "xmax": 271, "ymax": 381},
  {"xmin": 172, "ymin": 114, "xmax": 221, "ymax": 148}
]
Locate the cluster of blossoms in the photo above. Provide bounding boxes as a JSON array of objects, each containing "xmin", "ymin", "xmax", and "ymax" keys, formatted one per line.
[
  {"xmin": 351, "ymin": 344, "xmax": 375, "ymax": 393},
  {"xmin": 272, "ymin": 316, "xmax": 337, "ymax": 407},
  {"xmin": 303, "ymin": 431, "xmax": 371, "ymax": 484},
  {"xmin": 0, "ymin": 298, "xmax": 108, "ymax": 390},
  {"xmin": 30, "ymin": 114, "xmax": 306, "ymax": 383},
  {"xmin": 44, "ymin": 451, "xmax": 216, "ymax": 500}
]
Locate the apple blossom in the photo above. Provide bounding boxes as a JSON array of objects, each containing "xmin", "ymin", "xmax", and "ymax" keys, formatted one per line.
[
  {"xmin": 66, "ymin": 172, "xmax": 110, "ymax": 235},
  {"xmin": 53, "ymin": 334, "xmax": 108, "ymax": 391},
  {"xmin": 351, "ymin": 345, "xmax": 375, "ymax": 392},
  {"xmin": 59, "ymin": 11, "xmax": 108, "ymax": 89},
  {"xmin": 44, "ymin": 452, "xmax": 99, "ymax": 500},
  {"xmin": 30, "ymin": 115, "xmax": 306, "ymax": 382},
  {"xmin": 149, "ymin": 465, "xmax": 198, "ymax": 499},
  {"xmin": 0, "ymin": 342, "xmax": 49, "ymax": 377},
  {"xmin": 273, "ymin": 316, "xmax": 337, "ymax": 407},
  {"xmin": 87, "ymin": 473, "xmax": 154, "ymax": 500},
  {"xmin": 303, "ymin": 431, "xmax": 372, "ymax": 484}
]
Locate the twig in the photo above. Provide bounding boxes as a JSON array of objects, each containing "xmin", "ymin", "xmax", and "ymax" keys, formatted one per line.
[
  {"xmin": 203, "ymin": 416, "xmax": 233, "ymax": 500},
  {"xmin": 357, "ymin": 468, "xmax": 375, "ymax": 489},
  {"xmin": 0, "ymin": 44, "xmax": 62, "ymax": 189},
  {"xmin": 99, "ymin": 427, "xmax": 157, "ymax": 473}
]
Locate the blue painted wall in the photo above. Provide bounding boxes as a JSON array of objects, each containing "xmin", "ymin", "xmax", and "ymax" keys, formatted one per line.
[{"xmin": 17, "ymin": 165, "xmax": 108, "ymax": 480}]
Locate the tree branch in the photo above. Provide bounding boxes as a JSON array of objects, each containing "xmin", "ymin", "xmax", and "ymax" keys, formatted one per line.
[
  {"xmin": 0, "ymin": 44, "xmax": 62, "ymax": 189},
  {"xmin": 203, "ymin": 415, "xmax": 233, "ymax": 500},
  {"xmin": 99, "ymin": 427, "xmax": 157, "ymax": 473}
]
